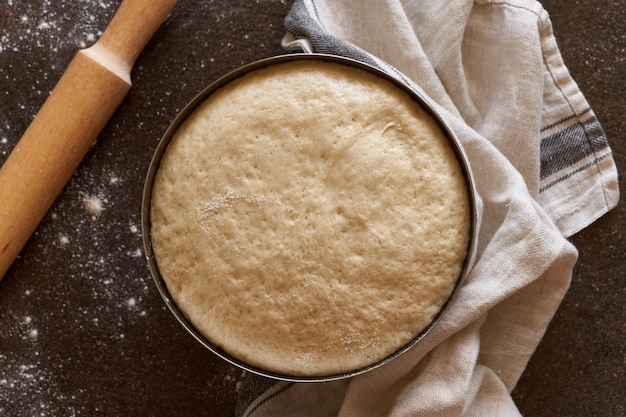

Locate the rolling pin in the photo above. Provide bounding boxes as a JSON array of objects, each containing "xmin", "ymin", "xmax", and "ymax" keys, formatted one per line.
[{"xmin": 0, "ymin": 0, "xmax": 178, "ymax": 280}]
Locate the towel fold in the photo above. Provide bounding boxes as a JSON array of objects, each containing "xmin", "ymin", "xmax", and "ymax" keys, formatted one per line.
[{"xmin": 236, "ymin": 1, "xmax": 619, "ymax": 415}]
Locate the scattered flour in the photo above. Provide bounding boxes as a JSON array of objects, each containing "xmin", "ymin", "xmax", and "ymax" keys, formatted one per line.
[
  {"xmin": 0, "ymin": 137, "xmax": 8, "ymax": 157},
  {"xmin": 0, "ymin": 0, "xmax": 116, "ymax": 54},
  {"xmin": 125, "ymin": 297, "xmax": 136, "ymax": 308},
  {"xmin": 2, "ymin": 163, "xmax": 153, "ymax": 415},
  {"xmin": 81, "ymin": 193, "xmax": 104, "ymax": 216},
  {"xmin": 127, "ymin": 247, "xmax": 143, "ymax": 258}
]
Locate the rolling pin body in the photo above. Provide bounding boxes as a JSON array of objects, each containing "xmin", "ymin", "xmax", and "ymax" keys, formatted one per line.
[{"xmin": 0, "ymin": 0, "xmax": 177, "ymax": 280}]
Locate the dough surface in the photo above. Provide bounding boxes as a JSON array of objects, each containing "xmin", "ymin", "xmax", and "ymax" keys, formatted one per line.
[{"xmin": 150, "ymin": 60, "xmax": 470, "ymax": 377}]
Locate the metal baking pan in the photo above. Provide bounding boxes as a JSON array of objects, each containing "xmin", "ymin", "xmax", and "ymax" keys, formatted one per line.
[{"xmin": 141, "ymin": 53, "xmax": 478, "ymax": 382}]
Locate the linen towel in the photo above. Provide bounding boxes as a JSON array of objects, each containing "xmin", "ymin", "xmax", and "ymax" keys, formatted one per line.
[{"xmin": 236, "ymin": 0, "xmax": 620, "ymax": 416}]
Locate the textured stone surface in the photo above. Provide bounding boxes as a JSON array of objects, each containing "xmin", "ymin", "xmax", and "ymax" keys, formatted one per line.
[{"xmin": 0, "ymin": 1, "xmax": 622, "ymax": 416}]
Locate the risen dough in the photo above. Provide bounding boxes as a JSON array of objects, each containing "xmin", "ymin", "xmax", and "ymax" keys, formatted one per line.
[{"xmin": 150, "ymin": 60, "xmax": 470, "ymax": 377}]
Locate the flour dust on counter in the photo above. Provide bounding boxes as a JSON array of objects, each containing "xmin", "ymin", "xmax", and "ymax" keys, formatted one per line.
[
  {"xmin": 0, "ymin": 137, "xmax": 8, "ymax": 157},
  {"xmin": 0, "ymin": 287, "xmax": 86, "ymax": 417},
  {"xmin": 57, "ymin": 167, "xmax": 152, "ymax": 317},
  {"xmin": 0, "ymin": 160, "xmax": 156, "ymax": 415},
  {"xmin": 81, "ymin": 193, "xmax": 104, "ymax": 217},
  {"xmin": 0, "ymin": 0, "xmax": 117, "ymax": 54}
]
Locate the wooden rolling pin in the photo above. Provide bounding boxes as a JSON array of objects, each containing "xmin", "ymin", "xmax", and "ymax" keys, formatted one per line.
[{"xmin": 0, "ymin": 0, "xmax": 178, "ymax": 280}]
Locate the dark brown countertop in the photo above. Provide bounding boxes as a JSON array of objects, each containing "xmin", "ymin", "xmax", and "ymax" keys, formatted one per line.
[{"xmin": 0, "ymin": 1, "xmax": 623, "ymax": 416}]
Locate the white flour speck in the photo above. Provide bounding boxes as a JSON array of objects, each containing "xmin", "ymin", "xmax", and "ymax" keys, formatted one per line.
[
  {"xmin": 58, "ymin": 234, "xmax": 70, "ymax": 245},
  {"xmin": 125, "ymin": 297, "xmax": 136, "ymax": 308},
  {"xmin": 82, "ymin": 194, "xmax": 103, "ymax": 216}
]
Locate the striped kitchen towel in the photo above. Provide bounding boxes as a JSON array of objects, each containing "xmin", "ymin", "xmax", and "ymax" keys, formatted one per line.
[{"xmin": 237, "ymin": 0, "xmax": 619, "ymax": 416}]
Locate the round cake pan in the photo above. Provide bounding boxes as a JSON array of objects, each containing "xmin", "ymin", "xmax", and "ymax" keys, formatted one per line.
[{"xmin": 141, "ymin": 53, "xmax": 478, "ymax": 382}]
